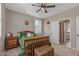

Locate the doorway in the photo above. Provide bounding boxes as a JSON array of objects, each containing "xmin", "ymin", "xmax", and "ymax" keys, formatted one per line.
[{"xmin": 59, "ymin": 19, "xmax": 71, "ymax": 47}]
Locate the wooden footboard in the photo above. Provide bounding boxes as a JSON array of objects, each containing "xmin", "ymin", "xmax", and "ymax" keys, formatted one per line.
[{"xmin": 24, "ymin": 36, "xmax": 50, "ymax": 56}]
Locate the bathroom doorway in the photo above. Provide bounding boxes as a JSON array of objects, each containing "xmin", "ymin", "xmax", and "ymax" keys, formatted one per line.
[{"xmin": 59, "ymin": 19, "xmax": 71, "ymax": 48}]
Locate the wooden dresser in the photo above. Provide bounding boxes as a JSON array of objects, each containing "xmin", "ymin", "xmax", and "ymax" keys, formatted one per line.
[{"xmin": 6, "ymin": 36, "xmax": 18, "ymax": 50}]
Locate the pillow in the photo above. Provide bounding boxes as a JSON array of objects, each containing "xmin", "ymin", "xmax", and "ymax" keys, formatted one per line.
[
  {"xmin": 27, "ymin": 33, "xmax": 32, "ymax": 38},
  {"xmin": 20, "ymin": 32, "xmax": 27, "ymax": 38}
]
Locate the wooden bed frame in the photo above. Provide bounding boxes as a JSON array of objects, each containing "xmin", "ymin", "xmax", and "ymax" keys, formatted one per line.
[{"xmin": 24, "ymin": 36, "xmax": 51, "ymax": 56}]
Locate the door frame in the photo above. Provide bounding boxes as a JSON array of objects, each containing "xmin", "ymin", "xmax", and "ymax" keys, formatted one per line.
[
  {"xmin": 59, "ymin": 17, "xmax": 71, "ymax": 47},
  {"xmin": 59, "ymin": 21, "xmax": 64, "ymax": 44}
]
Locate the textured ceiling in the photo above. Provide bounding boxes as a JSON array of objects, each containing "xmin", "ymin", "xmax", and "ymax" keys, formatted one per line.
[{"xmin": 5, "ymin": 3, "xmax": 79, "ymax": 19}]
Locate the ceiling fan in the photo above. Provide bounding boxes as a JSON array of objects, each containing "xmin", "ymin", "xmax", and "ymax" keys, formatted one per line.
[{"xmin": 32, "ymin": 3, "xmax": 56, "ymax": 13}]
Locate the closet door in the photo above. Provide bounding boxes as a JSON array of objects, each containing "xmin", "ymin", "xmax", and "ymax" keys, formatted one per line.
[{"xmin": 50, "ymin": 21, "xmax": 59, "ymax": 44}]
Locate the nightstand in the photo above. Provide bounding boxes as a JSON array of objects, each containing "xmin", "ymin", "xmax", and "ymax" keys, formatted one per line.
[{"xmin": 5, "ymin": 36, "xmax": 18, "ymax": 50}]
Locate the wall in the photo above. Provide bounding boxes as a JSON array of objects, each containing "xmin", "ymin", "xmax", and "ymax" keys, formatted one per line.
[
  {"xmin": 0, "ymin": 4, "xmax": 6, "ymax": 52},
  {"xmin": 6, "ymin": 9, "xmax": 35, "ymax": 36},
  {"xmin": 76, "ymin": 17, "xmax": 79, "ymax": 51},
  {"xmin": 0, "ymin": 3, "xmax": 1, "ymax": 40},
  {"xmin": 43, "ymin": 6, "xmax": 79, "ymax": 49},
  {"xmin": 50, "ymin": 21, "xmax": 59, "ymax": 44}
]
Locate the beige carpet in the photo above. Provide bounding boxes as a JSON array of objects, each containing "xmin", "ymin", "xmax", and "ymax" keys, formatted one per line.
[
  {"xmin": 0, "ymin": 47, "xmax": 19, "ymax": 56},
  {"xmin": 1, "ymin": 43, "xmax": 79, "ymax": 56},
  {"xmin": 51, "ymin": 43, "xmax": 79, "ymax": 56}
]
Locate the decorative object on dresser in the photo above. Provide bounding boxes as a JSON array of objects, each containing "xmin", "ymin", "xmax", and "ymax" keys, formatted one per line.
[
  {"xmin": 5, "ymin": 36, "xmax": 18, "ymax": 50},
  {"xmin": 6, "ymin": 32, "xmax": 13, "ymax": 37}
]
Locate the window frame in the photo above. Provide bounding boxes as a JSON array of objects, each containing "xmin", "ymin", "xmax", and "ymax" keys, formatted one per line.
[{"xmin": 34, "ymin": 19, "xmax": 42, "ymax": 34}]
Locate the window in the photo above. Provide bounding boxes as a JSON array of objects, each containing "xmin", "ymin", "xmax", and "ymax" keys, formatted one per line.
[{"xmin": 35, "ymin": 19, "xmax": 42, "ymax": 34}]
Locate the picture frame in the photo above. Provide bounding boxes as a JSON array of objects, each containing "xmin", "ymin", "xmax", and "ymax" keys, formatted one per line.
[{"xmin": 25, "ymin": 20, "xmax": 29, "ymax": 25}]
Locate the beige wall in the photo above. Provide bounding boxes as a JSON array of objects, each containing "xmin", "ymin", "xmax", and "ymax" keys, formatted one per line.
[
  {"xmin": 0, "ymin": 4, "xmax": 6, "ymax": 52},
  {"xmin": 0, "ymin": 6, "xmax": 42, "ymax": 52},
  {"xmin": 43, "ymin": 6, "xmax": 79, "ymax": 49},
  {"xmin": 0, "ymin": 3, "xmax": 1, "ymax": 40},
  {"xmin": 6, "ymin": 9, "xmax": 36, "ymax": 36}
]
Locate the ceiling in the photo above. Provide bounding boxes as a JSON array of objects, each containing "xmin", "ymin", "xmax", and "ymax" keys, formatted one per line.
[{"xmin": 5, "ymin": 3, "xmax": 79, "ymax": 19}]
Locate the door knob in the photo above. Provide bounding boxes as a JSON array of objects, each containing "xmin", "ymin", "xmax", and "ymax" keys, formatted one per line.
[{"xmin": 77, "ymin": 35, "xmax": 79, "ymax": 36}]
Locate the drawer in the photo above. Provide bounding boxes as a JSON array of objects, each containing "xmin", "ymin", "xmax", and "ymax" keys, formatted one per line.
[
  {"xmin": 7, "ymin": 37, "xmax": 16, "ymax": 40},
  {"xmin": 8, "ymin": 42, "xmax": 17, "ymax": 46},
  {"xmin": 8, "ymin": 44, "xmax": 17, "ymax": 49},
  {"xmin": 8, "ymin": 40, "xmax": 17, "ymax": 43},
  {"xmin": 6, "ymin": 36, "xmax": 18, "ymax": 50}
]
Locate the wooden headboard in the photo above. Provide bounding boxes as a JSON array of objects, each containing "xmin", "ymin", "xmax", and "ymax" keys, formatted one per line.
[
  {"xmin": 24, "ymin": 36, "xmax": 51, "ymax": 56},
  {"xmin": 17, "ymin": 31, "xmax": 34, "ymax": 34},
  {"xmin": 17, "ymin": 31, "xmax": 34, "ymax": 38}
]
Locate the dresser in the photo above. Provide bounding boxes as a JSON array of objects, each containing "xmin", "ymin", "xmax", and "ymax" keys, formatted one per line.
[{"xmin": 5, "ymin": 36, "xmax": 18, "ymax": 50}]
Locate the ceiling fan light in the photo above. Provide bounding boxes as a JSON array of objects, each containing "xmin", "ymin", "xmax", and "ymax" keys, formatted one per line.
[{"xmin": 41, "ymin": 8, "xmax": 45, "ymax": 11}]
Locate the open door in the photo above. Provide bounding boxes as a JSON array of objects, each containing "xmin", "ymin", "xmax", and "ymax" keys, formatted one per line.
[
  {"xmin": 59, "ymin": 19, "xmax": 71, "ymax": 47},
  {"xmin": 59, "ymin": 22, "xmax": 64, "ymax": 44}
]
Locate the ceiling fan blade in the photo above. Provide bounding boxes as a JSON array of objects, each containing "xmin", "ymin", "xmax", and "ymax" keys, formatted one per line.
[
  {"xmin": 43, "ymin": 3, "xmax": 46, "ymax": 6},
  {"xmin": 45, "ymin": 5, "xmax": 56, "ymax": 8},
  {"xmin": 44, "ymin": 8, "xmax": 47, "ymax": 13},
  {"xmin": 41, "ymin": 3, "xmax": 43, "ymax": 6},
  {"xmin": 36, "ymin": 8, "xmax": 41, "ymax": 12},
  {"xmin": 32, "ymin": 4, "xmax": 41, "ymax": 7}
]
